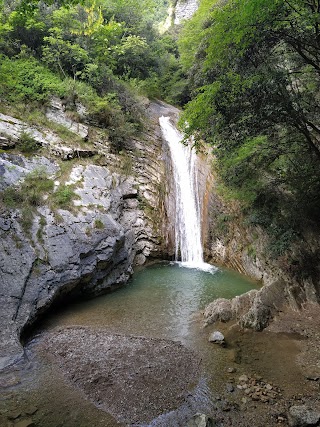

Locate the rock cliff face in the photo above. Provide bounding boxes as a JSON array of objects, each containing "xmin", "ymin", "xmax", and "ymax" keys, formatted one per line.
[
  {"xmin": 0, "ymin": 99, "xmax": 173, "ymax": 369},
  {"xmin": 202, "ymin": 174, "xmax": 320, "ymax": 330},
  {"xmin": 174, "ymin": 0, "xmax": 199, "ymax": 24}
]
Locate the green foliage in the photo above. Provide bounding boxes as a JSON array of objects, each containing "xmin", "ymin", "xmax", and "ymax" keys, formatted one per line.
[
  {"xmin": 120, "ymin": 152, "xmax": 134, "ymax": 175},
  {"xmin": 17, "ymin": 132, "xmax": 39, "ymax": 153},
  {"xmin": 178, "ymin": 0, "xmax": 320, "ymax": 257},
  {"xmin": 215, "ymin": 213, "xmax": 232, "ymax": 236},
  {"xmin": 42, "ymin": 27, "xmax": 90, "ymax": 78},
  {"xmin": 50, "ymin": 184, "xmax": 79, "ymax": 209},
  {"xmin": 0, "ymin": 56, "xmax": 66, "ymax": 103},
  {"xmin": 0, "ymin": 0, "xmax": 181, "ymax": 145},
  {"xmin": 94, "ymin": 218, "xmax": 104, "ymax": 229},
  {"xmin": 178, "ymin": 0, "xmax": 219, "ymax": 70},
  {"xmin": 20, "ymin": 169, "xmax": 54, "ymax": 207},
  {"xmin": 1, "ymin": 186, "xmax": 24, "ymax": 208},
  {"xmin": 0, "ymin": 168, "xmax": 54, "ymax": 231}
]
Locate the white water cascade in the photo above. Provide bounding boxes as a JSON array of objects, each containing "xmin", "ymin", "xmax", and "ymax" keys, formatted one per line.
[{"xmin": 160, "ymin": 116, "xmax": 214, "ymax": 272}]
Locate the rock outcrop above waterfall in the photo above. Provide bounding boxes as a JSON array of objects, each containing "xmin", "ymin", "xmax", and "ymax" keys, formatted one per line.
[
  {"xmin": 0, "ymin": 99, "xmax": 172, "ymax": 369},
  {"xmin": 174, "ymin": 0, "xmax": 199, "ymax": 25}
]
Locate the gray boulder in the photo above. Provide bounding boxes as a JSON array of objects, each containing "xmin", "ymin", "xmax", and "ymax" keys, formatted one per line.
[
  {"xmin": 288, "ymin": 405, "xmax": 320, "ymax": 427},
  {"xmin": 204, "ymin": 298, "xmax": 233, "ymax": 325},
  {"xmin": 187, "ymin": 413, "xmax": 214, "ymax": 427}
]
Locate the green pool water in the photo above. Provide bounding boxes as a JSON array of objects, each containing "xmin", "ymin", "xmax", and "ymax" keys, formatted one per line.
[{"xmin": 44, "ymin": 262, "xmax": 260, "ymax": 346}]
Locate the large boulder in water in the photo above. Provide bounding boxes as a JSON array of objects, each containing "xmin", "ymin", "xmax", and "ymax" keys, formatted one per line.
[{"xmin": 204, "ymin": 298, "xmax": 233, "ymax": 324}]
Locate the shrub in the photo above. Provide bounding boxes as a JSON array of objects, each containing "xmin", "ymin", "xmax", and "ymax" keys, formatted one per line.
[
  {"xmin": 0, "ymin": 56, "xmax": 65, "ymax": 103},
  {"xmin": 94, "ymin": 219, "xmax": 104, "ymax": 229},
  {"xmin": 18, "ymin": 132, "xmax": 40, "ymax": 153},
  {"xmin": 0, "ymin": 168, "xmax": 54, "ymax": 232},
  {"xmin": 50, "ymin": 185, "xmax": 79, "ymax": 209}
]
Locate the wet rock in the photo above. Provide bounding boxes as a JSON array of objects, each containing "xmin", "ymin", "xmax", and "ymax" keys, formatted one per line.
[
  {"xmin": 0, "ymin": 375, "xmax": 21, "ymax": 388},
  {"xmin": 25, "ymin": 407, "xmax": 38, "ymax": 416},
  {"xmin": 235, "ymin": 374, "xmax": 280, "ymax": 403},
  {"xmin": 305, "ymin": 371, "xmax": 320, "ymax": 381},
  {"xmin": 204, "ymin": 299, "xmax": 233, "ymax": 325},
  {"xmin": 187, "ymin": 413, "xmax": 214, "ymax": 427},
  {"xmin": 288, "ymin": 405, "xmax": 320, "ymax": 426},
  {"xmin": 226, "ymin": 383, "xmax": 234, "ymax": 393},
  {"xmin": 239, "ymin": 296, "xmax": 272, "ymax": 331},
  {"xmin": 134, "ymin": 253, "xmax": 146, "ymax": 265},
  {"xmin": 238, "ymin": 374, "xmax": 249, "ymax": 382},
  {"xmin": 14, "ymin": 419, "xmax": 34, "ymax": 427},
  {"xmin": 208, "ymin": 331, "xmax": 226, "ymax": 346},
  {"xmin": 8, "ymin": 410, "xmax": 21, "ymax": 420},
  {"xmin": 229, "ymin": 348, "xmax": 242, "ymax": 364}
]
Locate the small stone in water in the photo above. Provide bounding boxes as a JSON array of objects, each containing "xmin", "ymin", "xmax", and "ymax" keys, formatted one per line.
[
  {"xmin": 187, "ymin": 413, "xmax": 214, "ymax": 427},
  {"xmin": 226, "ymin": 383, "xmax": 234, "ymax": 393},
  {"xmin": 9, "ymin": 410, "xmax": 22, "ymax": 420},
  {"xmin": 208, "ymin": 331, "xmax": 225, "ymax": 346}
]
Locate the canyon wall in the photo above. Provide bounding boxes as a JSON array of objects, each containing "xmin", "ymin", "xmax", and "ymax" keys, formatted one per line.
[{"xmin": 201, "ymin": 166, "xmax": 320, "ymax": 330}]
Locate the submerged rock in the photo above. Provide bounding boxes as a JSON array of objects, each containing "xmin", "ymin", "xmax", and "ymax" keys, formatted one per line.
[{"xmin": 14, "ymin": 419, "xmax": 35, "ymax": 427}]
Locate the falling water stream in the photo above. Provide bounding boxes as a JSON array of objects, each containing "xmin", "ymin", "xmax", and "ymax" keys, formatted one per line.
[
  {"xmin": 159, "ymin": 116, "xmax": 203, "ymax": 265},
  {"xmin": 159, "ymin": 116, "xmax": 213, "ymax": 271}
]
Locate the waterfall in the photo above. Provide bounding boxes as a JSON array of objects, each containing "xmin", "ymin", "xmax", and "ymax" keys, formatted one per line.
[{"xmin": 160, "ymin": 116, "xmax": 214, "ymax": 272}]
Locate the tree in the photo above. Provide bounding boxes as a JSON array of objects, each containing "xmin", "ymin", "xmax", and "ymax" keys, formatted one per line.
[
  {"xmin": 42, "ymin": 27, "xmax": 89, "ymax": 78},
  {"xmin": 178, "ymin": 0, "xmax": 320, "ymax": 250}
]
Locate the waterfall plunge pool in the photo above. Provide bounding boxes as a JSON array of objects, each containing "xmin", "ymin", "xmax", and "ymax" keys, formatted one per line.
[
  {"xmin": 17, "ymin": 262, "xmax": 261, "ymax": 427},
  {"xmin": 41, "ymin": 262, "xmax": 260, "ymax": 342}
]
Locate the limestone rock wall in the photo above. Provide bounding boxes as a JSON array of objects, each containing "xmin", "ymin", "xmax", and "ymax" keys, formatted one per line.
[{"xmin": 0, "ymin": 100, "xmax": 171, "ymax": 369}]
